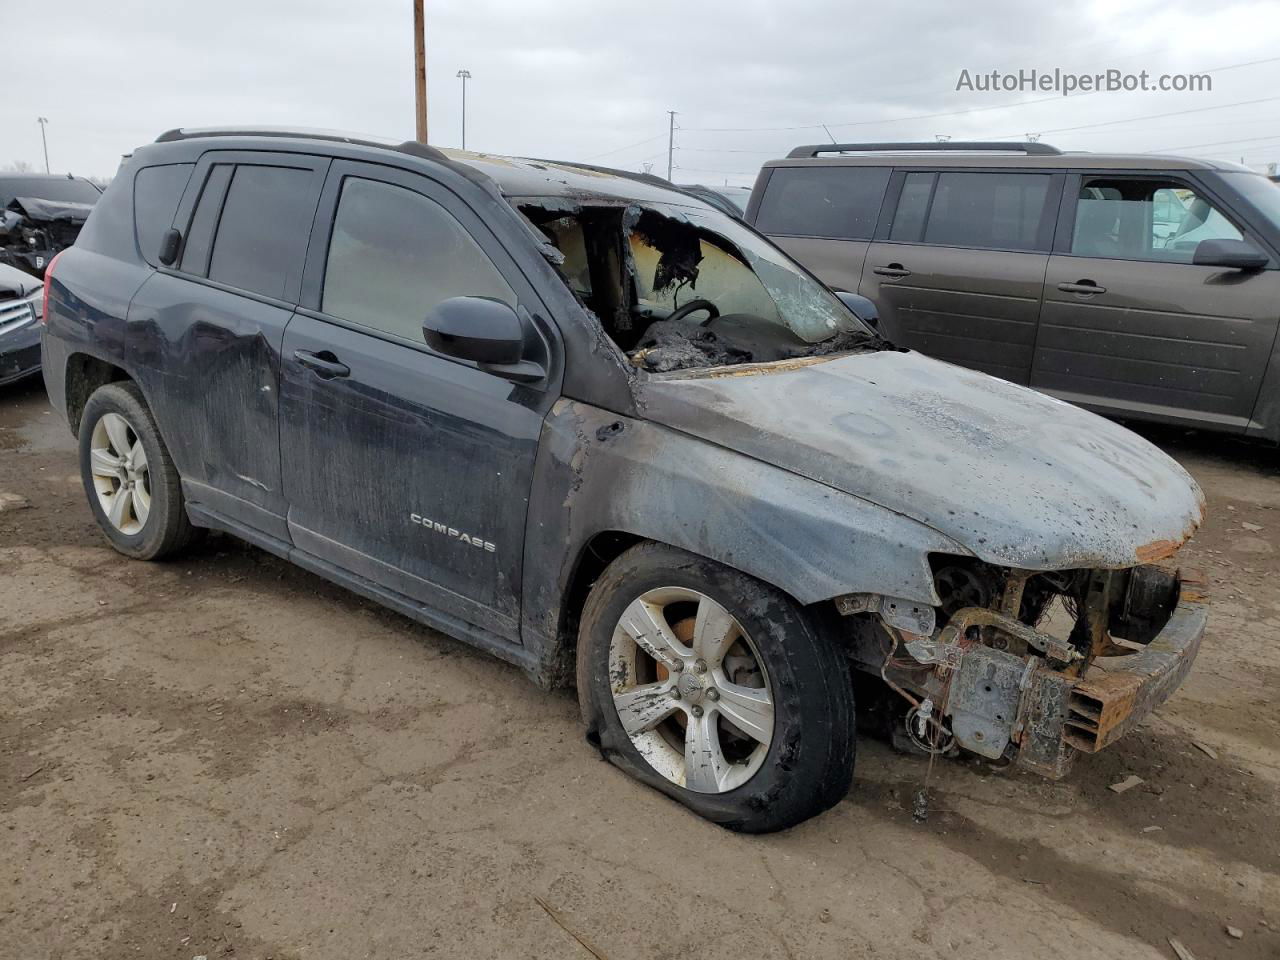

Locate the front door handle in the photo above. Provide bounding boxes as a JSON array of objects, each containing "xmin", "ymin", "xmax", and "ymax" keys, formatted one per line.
[
  {"xmin": 873, "ymin": 263, "xmax": 912, "ymax": 278},
  {"xmin": 293, "ymin": 349, "xmax": 350, "ymax": 379},
  {"xmin": 1057, "ymin": 280, "xmax": 1106, "ymax": 295}
]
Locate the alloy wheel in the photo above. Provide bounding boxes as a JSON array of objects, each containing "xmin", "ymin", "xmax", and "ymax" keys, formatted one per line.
[{"xmin": 89, "ymin": 412, "xmax": 151, "ymax": 535}]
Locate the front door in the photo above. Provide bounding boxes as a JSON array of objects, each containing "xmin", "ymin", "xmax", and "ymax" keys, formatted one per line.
[
  {"xmin": 279, "ymin": 161, "xmax": 557, "ymax": 642},
  {"xmin": 1034, "ymin": 173, "xmax": 1280, "ymax": 430},
  {"xmin": 859, "ymin": 169, "xmax": 1062, "ymax": 385}
]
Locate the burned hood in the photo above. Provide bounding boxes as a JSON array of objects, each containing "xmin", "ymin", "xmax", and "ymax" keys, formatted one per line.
[
  {"xmin": 7, "ymin": 196, "xmax": 95, "ymax": 224},
  {"xmin": 637, "ymin": 350, "xmax": 1205, "ymax": 571}
]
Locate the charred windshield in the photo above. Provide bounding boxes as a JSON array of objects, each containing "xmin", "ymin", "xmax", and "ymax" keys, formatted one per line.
[{"xmin": 521, "ymin": 198, "xmax": 892, "ymax": 372}]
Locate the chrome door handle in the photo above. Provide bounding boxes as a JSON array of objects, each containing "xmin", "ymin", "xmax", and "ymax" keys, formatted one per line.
[
  {"xmin": 873, "ymin": 264, "xmax": 911, "ymax": 278},
  {"xmin": 1057, "ymin": 281, "xmax": 1106, "ymax": 295}
]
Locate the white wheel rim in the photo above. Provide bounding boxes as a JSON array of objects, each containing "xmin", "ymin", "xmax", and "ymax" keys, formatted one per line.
[
  {"xmin": 89, "ymin": 412, "xmax": 151, "ymax": 535},
  {"xmin": 608, "ymin": 586, "xmax": 774, "ymax": 794}
]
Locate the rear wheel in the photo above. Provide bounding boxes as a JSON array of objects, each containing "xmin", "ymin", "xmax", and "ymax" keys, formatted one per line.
[
  {"xmin": 577, "ymin": 542, "xmax": 855, "ymax": 832},
  {"xmin": 78, "ymin": 382, "xmax": 195, "ymax": 560}
]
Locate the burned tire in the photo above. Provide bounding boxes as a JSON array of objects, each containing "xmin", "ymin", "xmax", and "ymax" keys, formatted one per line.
[
  {"xmin": 577, "ymin": 542, "xmax": 855, "ymax": 832},
  {"xmin": 78, "ymin": 381, "xmax": 195, "ymax": 560}
]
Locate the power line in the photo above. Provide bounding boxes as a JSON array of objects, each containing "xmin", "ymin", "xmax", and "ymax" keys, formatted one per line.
[
  {"xmin": 1002, "ymin": 95, "xmax": 1280, "ymax": 140},
  {"xmin": 582, "ymin": 132, "xmax": 667, "ymax": 161},
  {"xmin": 1150, "ymin": 132, "xmax": 1280, "ymax": 152}
]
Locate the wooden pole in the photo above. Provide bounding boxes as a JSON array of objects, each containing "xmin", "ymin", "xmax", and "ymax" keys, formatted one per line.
[{"xmin": 414, "ymin": 0, "xmax": 427, "ymax": 143}]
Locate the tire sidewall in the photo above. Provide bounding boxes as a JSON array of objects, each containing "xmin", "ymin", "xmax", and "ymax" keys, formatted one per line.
[
  {"xmin": 578, "ymin": 544, "xmax": 855, "ymax": 832},
  {"xmin": 78, "ymin": 384, "xmax": 174, "ymax": 560}
]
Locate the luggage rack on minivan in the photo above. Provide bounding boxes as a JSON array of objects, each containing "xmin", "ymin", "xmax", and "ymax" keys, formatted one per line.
[{"xmin": 786, "ymin": 141, "xmax": 1063, "ymax": 158}]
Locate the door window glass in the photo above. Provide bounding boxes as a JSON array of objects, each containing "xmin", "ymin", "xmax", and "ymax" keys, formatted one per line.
[
  {"xmin": 888, "ymin": 172, "xmax": 934, "ymax": 242},
  {"xmin": 321, "ymin": 177, "xmax": 515, "ymax": 343},
  {"xmin": 1072, "ymin": 177, "xmax": 1244, "ymax": 261},
  {"xmin": 922, "ymin": 172, "xmax": 1052, "ymax": 251},
  {"xmin": 179, "ymin": 165, "xmax": 232, "ymax": 276},
  {"xmin": 208, "ymin": 165, "xmax": 317, "ymax": 300},
  {"xmin": 753, "ymin": 166, "xmax": 890, "ymax": 239}
]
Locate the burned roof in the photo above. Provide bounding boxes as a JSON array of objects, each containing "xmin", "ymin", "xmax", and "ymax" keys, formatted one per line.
[{"xmin": 438, "ymin": 150, "xmax": 698, "ymax": 205}]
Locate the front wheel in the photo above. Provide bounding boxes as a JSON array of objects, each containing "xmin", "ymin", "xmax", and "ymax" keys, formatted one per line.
[{"xmin": 577, "ymin": 543, "xmax": 856, "ymax": 832}]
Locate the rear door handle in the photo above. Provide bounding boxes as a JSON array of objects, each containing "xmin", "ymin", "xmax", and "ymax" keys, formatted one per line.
[
  {"xmin": 293, "ymin": 349, "xmax": 350, "ymax": 379},
  {"xmin": 1057, "ymin": 280, "xmax": 1106, "ymax": 295},
  {"xmin": 873, "ymin": 264, "xmax": 912, "ymax": 278}
]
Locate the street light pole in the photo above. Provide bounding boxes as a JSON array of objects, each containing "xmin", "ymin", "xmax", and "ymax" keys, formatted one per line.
[
  {"xmin": 37, "ymin": 117, "xmax": 50, "ymax": 173},
  {"xmin": 456, "ymin": 69, "xmax": 471, "ymax": 150},
  {"xmin": 666, "ymin": 110, "xmax": 676, "ymax": 181}
]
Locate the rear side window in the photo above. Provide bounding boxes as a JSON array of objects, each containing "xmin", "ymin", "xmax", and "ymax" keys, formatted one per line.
[
  {"xmin": 134, "ymin": 164, "xmax": 193, "ymax": 266},
  {"xmin": 754, "ymin": 166, "xmax": 890, "ymax": 239},
  {"xmin": 888, "ymin": 172, "xmax": 933, "ymax": 241},
  {"xmin": 921, "ymin": 172, "xmax": 1052, "ymax": 251},
  {"xmin": 207, "ymin": 165, "xmax": 318, "ymax": 300},
  {"xmin": 179, "ymin": 165, "xmax": 233, "ymax": 276},
  {"xmin": 321, "ymin": 177, "xmax": 515, "ymax": 344}
]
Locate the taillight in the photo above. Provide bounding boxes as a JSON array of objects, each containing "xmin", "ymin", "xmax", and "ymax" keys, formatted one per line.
[{"xmin": 41, "ymin": 250, "xmax": 65, "ymax": 325}]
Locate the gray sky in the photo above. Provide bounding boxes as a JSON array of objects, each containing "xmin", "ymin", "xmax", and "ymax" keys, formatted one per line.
[{"xmin": 6, "ymin": 0, "xmax": 1280, "ymax": 184}]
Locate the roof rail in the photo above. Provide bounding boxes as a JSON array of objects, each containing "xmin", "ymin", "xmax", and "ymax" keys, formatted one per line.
[
  {"xmin": 154, "ymin": 126, "xmax": 451, "ymax": 164},
  {"xmin": 786, "ymin": 141, "xmax": 1062, "ymax": 159}
]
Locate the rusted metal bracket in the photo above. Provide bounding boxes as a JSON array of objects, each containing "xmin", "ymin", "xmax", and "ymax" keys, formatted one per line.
[{"xmin": 938, "ymin": 606, "xmax": 1081, "ymax": 665}]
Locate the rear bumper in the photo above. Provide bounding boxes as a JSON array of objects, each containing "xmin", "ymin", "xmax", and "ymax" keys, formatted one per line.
[{"xmin": 1017, "ymin": 599, "xmax": 1207, "ymax": 777}]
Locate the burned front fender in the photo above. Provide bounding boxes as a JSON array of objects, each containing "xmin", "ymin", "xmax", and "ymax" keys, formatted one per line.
[{"xmin": 519, "ymin": 398, "xmax": 970, "ymax": 684}]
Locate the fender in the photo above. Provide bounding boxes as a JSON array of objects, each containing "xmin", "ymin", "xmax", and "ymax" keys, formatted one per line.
[{"xmin": 520, "ymin": 398, "xmax": 969, "ymax": 682}]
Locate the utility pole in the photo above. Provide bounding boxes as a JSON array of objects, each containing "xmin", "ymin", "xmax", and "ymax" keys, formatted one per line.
[
  {"xmin": 666, "ymin": 110, "xmax": 676, "ymax": 181},
  {"xmin": 456, "ymin": 69, "xmax": 471, "ymax": 149},
  {"xmin": 413, "ymin": 0, "xmax": 428, "ymax": 143},
  {"xmin": 37, "ymin": 117, "xmax": 49, "ymax": 173}
]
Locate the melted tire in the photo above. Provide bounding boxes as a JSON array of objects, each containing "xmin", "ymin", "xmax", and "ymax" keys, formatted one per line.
[{"xmin": 577, "ymin": 542, "xmax": 856, "ymax": 832}]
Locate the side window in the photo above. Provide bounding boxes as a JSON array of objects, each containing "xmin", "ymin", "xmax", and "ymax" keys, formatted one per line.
[
  {"xmin": 888, "ymin": 172, "xmax": 933, "ymax": 242},
  {"xmin": 133, "ymin": 163, "xmax": 193, "ymax": 266},
  {"xmin": 754, "ymin": 166, "xmax": 890, "ymax": 239},
  {"xmin": 921, "ymin": 172, "xmax": 1052, "ymax": 251},
  {"xmin": 1072, "ymin": 177, "xmax": 1244, "ymax": 262},
  {"xmin": 178, "ymin": 165, "xmax": 232, "ymax": 276},
  {"xmin": 321, "ymin": 177, "xmax": 515, "ymax": 343},
  {"xmin": 207, "ymin": 165, "xmax": 318, "ymax": 300}
]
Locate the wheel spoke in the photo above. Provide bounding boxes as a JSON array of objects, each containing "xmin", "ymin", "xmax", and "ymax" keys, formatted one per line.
[
  {"xmin": 612, "ymin": 682, "xmax": 679, "ymax": 735},
  {"xmin": 90, "ymin": 448, "xmax": 123, "ymax": 477},
  {"xmin": 715, "ymin": 681, "xmax": 774, "ymax": 746},
  {"xmin": 108, "ymin": 487, "xmax": 133, "ymax": 529},
  {"xmin": 103, "ymin": 413, "xmax": 132, "ymax": 458},
  {"xmin": 132, "ymin": 485, "xmax": 151, "ymax": 527},
  {"xmin": 684, "ymin": 710, "xmax": 730, "ymax": 792},
  {"xmin": 692, "ymin": 597, "xmax": 738, "ymax": 666},
  {"xmin": 616, "ymin": 598, "xmax": 691, "ymax": 668},
  {"xmin": 128, "ymin": 440, "xmax": 147, "ymax": 473}
]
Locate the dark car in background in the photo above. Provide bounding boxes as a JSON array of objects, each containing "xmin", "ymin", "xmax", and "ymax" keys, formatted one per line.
[
  {"xmin": 0, "ymin": 262, "xmax": 44, "ymax": 386},
  {"xmin": 0, "ymin": 173, "xmax": 101, "ymax": 279},
  {"xmin": 746, "ymin": 141, "xmax": 1280, "ymax": 443}
]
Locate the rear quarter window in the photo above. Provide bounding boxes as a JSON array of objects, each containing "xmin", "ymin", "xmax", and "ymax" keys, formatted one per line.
[
  {"xmin": 133, "ymin": 164, "xmax": 194, "ymax": 266},
  {"xmin": 754, "ymin": 166, "xmax": 890, "ymax": 240}
]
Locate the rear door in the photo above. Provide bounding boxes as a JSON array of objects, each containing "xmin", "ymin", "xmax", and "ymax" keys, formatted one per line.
[
  {"xmin": 278, "ymin": 160, "xmax": 558, "ymax": 643},
  {"xmin": 126, "ymin": 151, "xmax": 328, "ymax": 537},
  {"xmin": 1034, "ymin": 172, "xmax": 1280, "ymax": 430},
  {"xmin": 859, "ymin": 169, "xmax": 1062, "ymax": 385},
  {"xmin": 750, "ymin": 165, "xmax": 890, "ymax": 294}
]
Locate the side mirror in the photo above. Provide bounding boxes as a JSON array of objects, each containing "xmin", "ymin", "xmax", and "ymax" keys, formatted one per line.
[
  {"xmin": 423, "ymin": 296, "xmax": 525, "ymax": 365},
  {"xmin": 834, "ymin": 290, "xmax": 881, "ymax": 330},
  {"xmin": 1192, "ymin": 238, "xmax": 1268, "ymax": 271}
]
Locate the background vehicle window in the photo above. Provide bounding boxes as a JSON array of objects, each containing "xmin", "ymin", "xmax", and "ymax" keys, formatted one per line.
[
  {"xmin": 207, "ymin": 165, "xmax": 317, "ymax": 300},
  {"xmin": 1072, "ymin": 177, "xmax": 1243, "ymax": 262},
  {"xmin": 321, "ymin": 177, "xmax": 515, "ymax": 343},
  {"xmin": 922, "ymin": 172, "xmax": 1051, "ymax": 251},
  {"xmin": 179, "ymin": 165, "xmax": 233, "ymax": 276},
  {"xmin": 134, "ymin": 164, "xmax": 193, "ymax": 266},
  {"xmin": 888, "ymin": 172, "xmax": 934, "ymax": 241},
  {"xmin": 753, "ymin": 166, "xmax": 890, "ymax": 239}
]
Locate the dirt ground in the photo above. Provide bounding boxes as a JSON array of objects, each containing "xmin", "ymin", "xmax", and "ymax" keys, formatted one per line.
[{"xmin": 2, "ymin": 373, "xmax": 1277, "ymax": 960}]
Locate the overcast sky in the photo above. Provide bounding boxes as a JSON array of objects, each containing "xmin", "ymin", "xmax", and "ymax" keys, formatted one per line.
[{"xmin": 5, "ymin": 0, "xmax": 1280, "ymax": 185}]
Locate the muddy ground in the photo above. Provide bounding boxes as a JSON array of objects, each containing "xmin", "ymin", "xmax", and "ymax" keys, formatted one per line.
[{"xmin": 1, "ymin": 373, "xmax": 1277, "ymax": 960}]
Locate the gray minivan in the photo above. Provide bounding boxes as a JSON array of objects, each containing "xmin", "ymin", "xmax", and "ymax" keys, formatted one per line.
[{"xmin": 747, "ymin": 142, "xmax": 1280, "ymax": 442}]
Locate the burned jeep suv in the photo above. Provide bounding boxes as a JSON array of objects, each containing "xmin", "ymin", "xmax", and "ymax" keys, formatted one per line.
[
  {"xmin": 0, "ymin": 173, "xmax": 101, "ymax": 278},
  {"xmin": 41, "ymin": 128, "xmax": 1206, "ymax": 832}
]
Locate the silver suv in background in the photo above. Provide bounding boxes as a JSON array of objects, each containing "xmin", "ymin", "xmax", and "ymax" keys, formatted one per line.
[{"xmin": 745, "ymin": 142, "xmax": 1280, "ymax": 443}]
